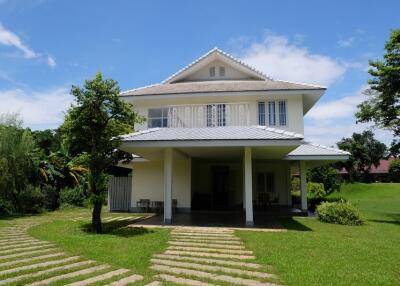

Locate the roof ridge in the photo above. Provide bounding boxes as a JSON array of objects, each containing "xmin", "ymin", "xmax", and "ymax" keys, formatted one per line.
[
  {"xmin": 304, "ymin": 141, "xmax": 350, "ymax": 155},
  {"xmin": 120, "ymin": 83, "xmax": 160, "ymax": 95},
  {"xmin": 161, "ymin": 47, "xmax": 273, "ymax": 84},
  {"xmin": 255, "ymin": 125, "xmax": 303, "ymax": 139}
]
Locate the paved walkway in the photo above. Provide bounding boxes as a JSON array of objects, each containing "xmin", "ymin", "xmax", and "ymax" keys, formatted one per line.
[
  {"xmin": 150, "ymin": 226, "xmax": 283, "ymax": 286},
  {"xmin": 0, "ymin": 224, "xmax": 144, "ymax": 286}
]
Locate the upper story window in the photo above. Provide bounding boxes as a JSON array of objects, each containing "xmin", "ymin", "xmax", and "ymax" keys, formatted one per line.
[
  {"xmin": 219, "ymin": 66, "xmax": 225, "ymax": 77},
  {"xmin": 258, "ymin": 100, "xmax": 287, "ymax": 127},
  {"xmin": 209, "ymin": 67, "xmax": 216, "ymax": 77},
  {"xmin": 207, "ymin": 104, "xmax": 226, "ymax": 127},
  {"xmin": 148, "ymin": 108, "xmax": 168, "ymax": 128}
]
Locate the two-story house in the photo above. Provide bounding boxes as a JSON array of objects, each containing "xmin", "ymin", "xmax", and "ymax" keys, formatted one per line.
[{"xmin": 118, "ymin": 48, "xmax": 348, "ymax": 225}]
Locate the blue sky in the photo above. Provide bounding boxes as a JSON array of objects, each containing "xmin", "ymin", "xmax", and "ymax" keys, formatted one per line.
[{"xmin": 0, "ymin": 0, "xmax": 398, "ymax": 146}]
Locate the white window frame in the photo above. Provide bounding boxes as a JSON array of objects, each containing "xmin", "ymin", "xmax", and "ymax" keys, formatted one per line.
[
  {"xmin": 257, "ymin": 100, "xmax": 287, "ymax": 127},
  {"xmin": 209, "ymin": 67, "xmax": 216, "ymax": 77},
  {"xmin": 278, "ymin": 100, "xmax": 287, "ymax": 126},
  {"xmin": 219, "ymin": 66, "xmax": 225, "ymax": 77},
  {"xmin": 207, "ymin": 104, "xmax": 226, "ymax": 127},
  {"xmin": 147, "ymin": 107, "xmax": 169, "ymax": 128}
]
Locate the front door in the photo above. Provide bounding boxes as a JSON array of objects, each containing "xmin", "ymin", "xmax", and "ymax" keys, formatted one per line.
[{"xmin": 211, "ymin": 166, "xmax": 229, "ymax": 209}]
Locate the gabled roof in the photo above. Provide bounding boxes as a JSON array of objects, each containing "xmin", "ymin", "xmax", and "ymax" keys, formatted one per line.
[
  {"xmin": 285, "ymin": 142, "xmax": 349, "ymax": 160},
  {"xmin": 162, "ymin": 47, "xmax": 272, "ymax": 84},
  {"xmin": 121, "ymin": 126, "xmax": 303, "ymax": 142}
]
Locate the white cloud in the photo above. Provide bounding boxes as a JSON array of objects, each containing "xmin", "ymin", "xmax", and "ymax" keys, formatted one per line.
[
  {"xmin": 46, "ymin": 55, "xmax": 56, "ymax": 67},
  {"xmin": 0, "ymin": 88, "xmax": 73, "ymax": 129},
  {"xmin": 238, "ymin": 34, "xmax": 346, "ymax": 86},
  {"xmin": 0, "ymin": 22, "xmax": 36, "ymax": 58},
  {"xmin": 306, "ymin": 85, "xmax": 367, "ymax": 120},
  {"xmin": 337, "ymin": 37, "xmax": 355, "ymax": 48}
]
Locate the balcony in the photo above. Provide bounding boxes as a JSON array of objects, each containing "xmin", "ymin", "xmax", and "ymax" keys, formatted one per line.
[{"xmin": 165, "ymin": 103, "xmax": 250, "ymax": 128}]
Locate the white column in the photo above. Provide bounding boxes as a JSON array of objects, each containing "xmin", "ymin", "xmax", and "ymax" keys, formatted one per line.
[
  {"xmin": 244, "ymin": 147, "xmax": 254, "ymax": 226},
  {"xmin": 299, "ymin": 161, "xmax": 307, "ymax": 211},
  {"xmin": 286, "ymin": 162, "xmax": 292, "ymax": 206},
  {"xmin": 164, "ymin": 148, "xmax": 173, "ymax": 224}
]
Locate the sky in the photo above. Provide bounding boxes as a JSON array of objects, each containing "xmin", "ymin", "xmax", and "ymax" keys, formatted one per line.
[{"xmin": 0, "ymin": 0, "xmax": 398, "ymax": 146}]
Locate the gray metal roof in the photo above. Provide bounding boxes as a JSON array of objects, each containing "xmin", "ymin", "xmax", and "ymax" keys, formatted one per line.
[
  {"xmin": 287, "ymin": 142, "xmax": 349, "ymax": 157},
  {"xmin": 121, "ymin": 126, "xmax": 303, "ymax": 141},
  {"xmin": 120, "ymin": 80, "xmax": 325, "ymax": 97}
]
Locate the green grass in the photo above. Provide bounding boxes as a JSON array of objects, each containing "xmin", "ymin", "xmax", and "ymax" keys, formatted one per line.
[
  {"xmin": 237, "ymin": 183, "xmax": 400, "ymax": 286},
  {"xmin": 28, "ymin": 212, "xmax": 170, "ymax": 284}
]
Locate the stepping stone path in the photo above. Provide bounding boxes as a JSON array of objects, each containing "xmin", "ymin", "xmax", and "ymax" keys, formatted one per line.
[
  {"xmin": 150, "ymin": 226, "xmax": 283, "ymax": 286},
  {"xmin": 71, "ymin": 215, "xmax": 147, "ymax": 222},
  {"xmin": 0, "ymin": 224, "xmax": 143, "ymax": 285}
]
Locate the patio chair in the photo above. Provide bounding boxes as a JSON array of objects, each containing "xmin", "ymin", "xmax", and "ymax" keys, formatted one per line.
[
  {"xmin": 136, "ymin": 199, "xmax": 150, "ymax": 213},
  {"xmin": 151, "ymin": 201, "xmax": 164, "ymax": 214},
  {"xmin": 172, "ymin": 199, "xmax": 178, "ymax": 214}
]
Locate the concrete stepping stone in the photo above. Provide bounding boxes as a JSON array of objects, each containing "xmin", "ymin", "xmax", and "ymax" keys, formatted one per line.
[
  {"xmin": 172, "ymin": 232, "xmax": 236, "ymax": 238},
  {"xmin": 167, "ymin": 246, "xmax": 253, "ymax": 255},
  {"xmin": 151, "ymin": 258, "xmax": 276, "ymax": 279},
  {"xmin": 172, "ymin": 238, "xmax": 243, "ymax": 245},
  {"xmin": 0, "ymin": 260, "xmax": 94, "ymax": 285},
  {"xmin": 64, "ymin": 268, "xmax": 130, "ymax": 286},
  {"xmin": 0, "ymin": 255, "xmax": 80, "ymax": 276},
  {"xmin": 171, "ymin": 235, "xmax": 240, "ymax": 242},
  {"xmin": 151, "ymin": 265, "xmax": 281, "ymax": 286},
  {"xmin": 0, "ymin": 240, "xmax": 50, "ymax": 251},
  {"xmin": 0, "ymin": 243, "xmax": 54, "ymax": 255},
  {"xmin": 104, "ymin": 274, "xmax": 144, "ymax": 285},
  {"xmin": 154, "ymin": 254, "xmax": 262, "ymax": 269},
  {"xmin": 0, "ymin": 236, "xmax": 35, "ymax": 243},
  {"xmin": 157, "ymin": 273, "xmax": 217, "ymax": 286},
  {"xmin": 0, "ymin": 247, "xmax": 58, "ymax": 260},
  {"xmin": 165, "ymin": 250, "xmax": 255, "ymax": 260},
  {"xmin": 26, "ymin": 264, "xmax": 108, "ymax": 286},
  {"xmin": 0, "ymin": 238, "xmax": 40, "ymax": 246},
  {"xmin": 169, "ymin": 241, "xmax": 245, "ymax": 249},
  {"xmin": 0, "ymin": 252, "xmax": 64, "ymax": 268},
  {"xmin": 172, "ymin": 229, "xmax": 233, "ymax": 234}
]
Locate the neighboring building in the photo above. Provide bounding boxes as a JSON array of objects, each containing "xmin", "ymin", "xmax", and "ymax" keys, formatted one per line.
[
  {"xmin": 118, "ymin": 48, "xmax": 349, "ymax": 225},
  {"xmin": 340, "ymin": 158, "xmax": 395, "ymax": 182}
]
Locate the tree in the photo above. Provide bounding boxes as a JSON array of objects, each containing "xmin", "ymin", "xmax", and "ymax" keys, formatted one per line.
[
  {"xmin": 389, "ymin": 159, "xmax": 400, "ymax": 182},
  {"xmin": 356, "ymin": 29, "xmax": 400, "ymax": 156},
  {"xmin": 307, "ymin": 165, "xmax": 340, "ymax": 194},
  {"xmin": 337, "ymin": 131, "xmax": 386, "ymax": 182},
  {"xmin": 62, "ymin": 72, "xmax": 140, "ymax": 233}
]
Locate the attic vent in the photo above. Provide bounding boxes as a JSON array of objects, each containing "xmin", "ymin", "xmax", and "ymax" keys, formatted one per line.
[
  {"xmin": 219, "ymin": 66, "xmax": 225, "ymax": 77},
  {"xmin": 209, "ymin": 67, "xmax": 215, "ymax": 77}
]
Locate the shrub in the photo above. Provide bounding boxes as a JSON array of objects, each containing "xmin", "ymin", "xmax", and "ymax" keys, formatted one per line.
[
  {"xmin": 307, "ymin": 182, "xmax": 326, "ymax": 199},
  {"xmin": 17, "ymin": 185, "xmax": 45, "ymax": 214},
  {"xmin": 60, "ymin": 186, "xmax": 87, "ymax": 207},
  {"xmin": 42, "ymin": 184, "xmax": 59, "ymax": 211},
  {"xmin": 316, "ymin": 201, "xmax": 363, "ymax": 225},
  {"xmin": 291, "ymin": 177, "xmax": 300, "ymax": 192},
  {"xmin": 389, "ymin": 159, "xmax": 400, "ymax": 182},
  {"xmin": 307, "ymin": 165, "xmax": 341, "ymax": 194}
]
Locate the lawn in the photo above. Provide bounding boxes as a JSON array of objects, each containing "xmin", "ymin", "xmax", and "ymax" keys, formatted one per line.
[
  {"xmin": 237, "ymin": 183, "xmax": 400, "ymax": 286},
  {"xmin": 28, "ymin": 210, "xmax": 170, "ymax": 285}
]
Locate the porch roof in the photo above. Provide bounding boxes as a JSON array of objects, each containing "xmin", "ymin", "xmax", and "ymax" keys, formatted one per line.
[
  {"xmin": 121, "ymin": 126, "xmax": 303, "ymax": 142},
  {"xmin": 285, "ymin": 142, "xmax": 349, "ymax": 161}
]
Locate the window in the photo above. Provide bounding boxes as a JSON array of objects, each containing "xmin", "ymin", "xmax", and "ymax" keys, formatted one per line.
[
  {"xmin": 268, "ymin": 101, "xmax": 276, "ymax": 126},
  {"xmin": 148, "ymin": 108, "xmax": 168, "ymax": 128},
  {"xmin": 219, "ymin": 66, "xmax": 225, "ymax": 77},
  {"xmin": 258, "ymin": 102, "xmax": 266, "ymax": 126},
  {"xmin": 278, "ymin": 100, "xmax": 287, "ymax": 126},
  {"xmin": 207, "ymin": 104, "xmax": 226, "ymax": 127},
  {"xmin": 258, "ymin": 100, "xmax": 287, "ymax": 127},
  {"xmin": 209, "ymin": 67, "xmax": 216, "ymax": 77}
]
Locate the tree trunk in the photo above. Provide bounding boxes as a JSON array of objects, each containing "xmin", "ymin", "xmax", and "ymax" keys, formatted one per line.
[{"xmin": 92, "ymin": 201, "xmax": 102, "ymax": 233}]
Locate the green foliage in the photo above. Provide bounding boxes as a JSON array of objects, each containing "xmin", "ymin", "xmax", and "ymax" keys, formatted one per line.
[
  {"xmin": 389, "ymin": 159, "xmax": 400, "ymax": 182},
  {"xmin": 291, "ymin": 177, "xmax": 300, "ymax": 192},
  {"xmin": 307, "ymin": 182, "xmax": 326, "ymax": 199},
  {"xmin": 62, "ymin": 72, "xmax": 141, "ymax": 232},
  {"xmin": 356, "ymin": 29, "xmax": 400, "ymax": 155},
  {"xmin": 316, "ymin": 200, "xmax": 363, "ymax": 225},
  {"xmin": 60, "ymin": 185, "xmax": 87, "ymax": 207},
  {"xmin": 307, "ymin": 165, "xmax": 340, "ymax": 194},
  {"xmin": 337, "ymin": 130, "xmax": 386, "ymax": 182}
]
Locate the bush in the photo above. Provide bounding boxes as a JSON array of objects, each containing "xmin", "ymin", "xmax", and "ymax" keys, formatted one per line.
[
  {"xmin": 316, "ymin": 201, "xmax": 363, "ymax": 225},
  {"xmin": 389, "ymin": 159, "xmax": 400, "ymax": 182},
  {"xmin": 17, "ymin": 185, "xmax": 45, "ymax": 214},
  {"xmin": 307, "ymin": 182, "xmax": 326, "ymax": 199},
  {"xmin": 42, "ymin": 184, "xmax": 59, "ymax": 211},
  {"xmin": 59, "ymin": 186, "xmax": 87, "ymax": 207},
  {"xmin": 291, "ymin": 177, "xmax": 300, "ymax": 192}
]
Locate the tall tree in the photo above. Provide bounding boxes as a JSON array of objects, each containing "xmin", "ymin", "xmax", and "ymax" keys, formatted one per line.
[
  {"xmin": 337, "ymin": 131, "xmax": 386, "ymax": 182},
  {"xmin": 356, "ymin": 29, "xmax": 400, "ymax": 155},
  {"xmin": 62, "ymin": 73, "xmax": 140, "ymax": 233}
]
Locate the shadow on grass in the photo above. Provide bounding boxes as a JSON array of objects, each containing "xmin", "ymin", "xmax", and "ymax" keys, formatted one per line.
[
  {"xmin": 81, "ymin": 218, "xmax": 155, "ymax": 237},
  {"xmin": 369, "ymin": 213, "xmax": 400, "ymax": 226},
  {"xmin": 279, "ymin": 217, "xmax": 313, "ymax": 231}
]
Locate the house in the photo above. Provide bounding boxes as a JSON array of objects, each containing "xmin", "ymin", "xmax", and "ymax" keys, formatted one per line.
[
  {"xmin": 118, "ymin": 48, "xmax": 349, "ymax": 225},
  {"xmin": 339, "ymin": 157, "xmax": 396, "ymax": 182}
]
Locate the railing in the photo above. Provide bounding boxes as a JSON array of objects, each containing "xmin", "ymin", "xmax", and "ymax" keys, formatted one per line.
[{"xmin": 166, "ymin": 102, "xmax": 250, "ymax": 128}]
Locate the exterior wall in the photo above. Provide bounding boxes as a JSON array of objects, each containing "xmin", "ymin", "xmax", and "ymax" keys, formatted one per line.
[
  {"xmin": 130, "ymin": 155, "xmax": 191, "ymax": 211},
  {"xmin": 126, "ymin": 93, "xmax": 304, "ymax": 135}
]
